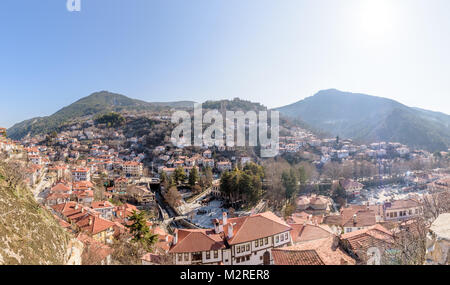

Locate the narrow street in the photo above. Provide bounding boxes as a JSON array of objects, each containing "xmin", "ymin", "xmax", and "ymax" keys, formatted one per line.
[{"xmin": 30, "ymin": 175, "xmax": 52, "ymax": 204}]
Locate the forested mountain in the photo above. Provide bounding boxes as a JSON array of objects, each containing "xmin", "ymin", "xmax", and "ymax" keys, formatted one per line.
[
  {"xmin": 276, "ymin": 89, "xmax": 450, "ymax": 151},
  {"xmin": 7, "ymin": 91, "xmax": 194, "ymax": 139}
]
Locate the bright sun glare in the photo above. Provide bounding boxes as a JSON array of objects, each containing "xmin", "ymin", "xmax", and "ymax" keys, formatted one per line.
[{"xmin": 358, "ymin": 0, "xmax": 395, "ymax": 39}]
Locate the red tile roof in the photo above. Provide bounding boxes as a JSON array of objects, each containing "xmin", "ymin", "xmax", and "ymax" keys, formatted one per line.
[
  {"xmin": 341, "ymin": 224, "xmax": 394, "ymax": 254},
  {"xmin": 76, "ymin": 214, "xmax": 115, "ymax": 235},
  {"xmin": 225, "ymin": 212, "xmax": 292, "ymax": 245},
  {"xmin": 51, "ymin": 182, "xmax": 71, "ymax": 192},
  {"xmin": 170, "ymin": 229, "xmax": 225, "ymax": 253},
  {"xmin": 290, "ymin": 223, "xmax": 333, "ymax": 243},
  {"xmin": 272, "ymin": 249, "xmax": 325, "ymax": 265},
  {"xmin": 273, "ymin": 237, "xmax": 356, "ymax": 265}
]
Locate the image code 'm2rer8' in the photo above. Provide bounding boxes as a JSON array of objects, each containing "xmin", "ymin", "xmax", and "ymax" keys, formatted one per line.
[{"xmin": 224, "ymin": 270, "xmax": 270, "ymax": 280}]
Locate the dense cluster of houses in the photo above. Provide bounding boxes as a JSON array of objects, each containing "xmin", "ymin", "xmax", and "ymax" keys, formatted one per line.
[
  {"xmin": 1, "ymin": 117, "xmax": 449, "ymax": 265},
  {"xmin": 280, "ymin": 132, "xmax": 414, "ymax": 161}
]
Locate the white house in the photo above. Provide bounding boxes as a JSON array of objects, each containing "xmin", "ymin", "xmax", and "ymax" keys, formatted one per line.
[{"xmin": 169, "ymin": 212, "xmax": 292, "ymax": 265}]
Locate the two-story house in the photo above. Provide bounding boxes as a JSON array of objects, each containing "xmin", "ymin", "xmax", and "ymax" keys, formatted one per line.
[{"xmin": 169, "ymin": 212, "xmax": 292, "ymax": 265}]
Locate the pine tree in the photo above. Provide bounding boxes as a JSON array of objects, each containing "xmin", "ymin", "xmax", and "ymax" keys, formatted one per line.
[
  {"xmin": 160, "ymin": 171, "xmax": 168, "ymax": 189},
  {"xmin": 126, "ymin": 210, "xmax": 158, "ymax": 251},
  {"xmin": 204, "ymin": 167, "xmax": 213, "ymax": 187},
  {"xmin": 188, "ymin": 166, "xmax": 199, "ymax": 186},
  {"xmin": 174, "ymin": 166, "xmax": 186, "ymax": 185}
]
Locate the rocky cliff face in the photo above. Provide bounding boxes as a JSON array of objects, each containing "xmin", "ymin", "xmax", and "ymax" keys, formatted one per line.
[{"xmin": 0, "ymin": 165, "xmax": 73, "ymax": 265}]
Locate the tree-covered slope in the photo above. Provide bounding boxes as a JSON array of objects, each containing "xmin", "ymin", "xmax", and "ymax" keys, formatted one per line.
[
  {"xmin": 276, "ymin": 89, "xmax": 450, "ymax": 151},
  {"xmin": 7, "ymin": 91, "xmax": 194, "ymax": 139}
]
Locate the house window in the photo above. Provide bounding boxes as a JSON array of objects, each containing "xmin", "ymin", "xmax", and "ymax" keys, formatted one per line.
[
  {"xmin": 192, "ymin": 252, "xmax": 202, "ymax": 261},
  {"xmin": 259, "ymin": 238, "xmax": 264, "ymax": 246},
  {"xmin": 276, "ymin": 236, "xmax": 279, "ymax": 243},
  {"xmin": 241, "ymin": 245, "xmax": 245, "ymax": 252},
  {"xmin": 281, "ymin": 234, "xmax": 284, "ymax": 242},
  {"xmin": 255, "ymin": 240, "xmax": 259, "ymax": 247},
  {"xmin": 285, "ymin": 233, "xmax": 288, "ymax": 240},
  {"xmin": 184, "ymin": 253, "xmax": 189, "ymax": 261},
  {"xmin": 246, "ymin": 255, "xmax": 250, "ymax": 261},
  {"xmin": 236, "ymin": 257, "xmax": 240, "ymax": 263},
  {"xmin": 178, "ymin": 254, "xmax": 182, "ymax": 262},
  {"xmin": 246, "ymin": 244, "xmax": 250, "ymax": 251},
  {"xmin": 264, "ymin": 237, "xmax": 268, "ymax": 245},
  {"xmin": 237, "ymin": 246, "xmax": 241, "ymax": 254},
  {"xmin": 206, "ymin": 252, "xmax": 211, "ymax": 259},
  {"xmin": 214, "ymin": 251, "xmax": 218, "ymax": 259}
]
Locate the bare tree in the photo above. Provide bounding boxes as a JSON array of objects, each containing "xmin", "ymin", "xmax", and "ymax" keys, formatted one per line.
[
  {"xmin": 422, "ymin": 189, "xmax": 450, "ymax": 220},
  {"xmin": 165, "ymin": 186, "xmax": 182, "ymax": 208},
  {"xmin": 322, "ymin": 161, "xmax": 343, "ymax": 180},
  {"xmin": 387, "ymin": 218, "xmax": 429, "ymax": 265},
  {"xmin": 110, "ymin": 233, "xmax": 147, "ymax": 265},
  {"xmin": 262, "ymin": 159, "xmax": 290, "ymax": 209},
  {"xmin": 295, "ymin": 161, "xmax": 319, "ymax": 181},
  {"xmin": 0, "ymin": 161, "xmax": 25, "ymax": 189}
]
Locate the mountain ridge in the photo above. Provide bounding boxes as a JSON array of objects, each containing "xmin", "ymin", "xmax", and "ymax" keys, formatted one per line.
[
  {"xmin": 275, "ymin": 89, "xmax": 450, "ymax": 152},
  {"xmin": 7, "ymin": 91, "xmax": 195, "ymax": 139},
  {"xmin": 7, "ymin": 89, "xmax": 450, "ymax": 152}
]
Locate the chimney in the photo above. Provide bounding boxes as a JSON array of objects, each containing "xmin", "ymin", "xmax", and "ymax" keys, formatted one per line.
[
  {"xmin": 89, "ymin": 216, "xmax": 93, "ymax": 226},
  {"xmin": 213, "ymin": 219, "xmax": 220, "ymax": 234},
  {"xmin": 332, "ymin": 236, "xmax": 339, "ymax": 249},
  {"xmin": 173, "ymin": 230, "xmax": 178, "ymax": 245},
  {"xmin": 227, "ymin": 223, "xmax": 234, "ymax": 239},
  {"xmin": 353, "ymin": 214, "xmax": 357, "ymax": 225},
  {"xmin": 222, "ymin": 212, "xmax": 228, "ymax": 225}
]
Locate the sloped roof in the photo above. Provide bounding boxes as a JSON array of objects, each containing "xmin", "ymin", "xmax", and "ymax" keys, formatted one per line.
[
  {"xmin": 272, "ymin": 249, "xmax": 325, "ymax": 265},
  {"xmin": 324, "ymin": 205, "xmax": 376, "ymax": 228},
  {"xmin": 290, "ymin": 223, "xmax": 333, "ymax": 243},
  {"xmin": 169, "ymin": 229, "xmax": 225, "ymax": 253},
  {"xmin": 273, "ymin": 237, "xmax": 355, "ymax": 265},
  {"xmin": 225, "ymin": 212, "xmax": 292, "ymax": 245},
  {"xmin": 341, "ymin": 224, "xmax": 394, "ymax": 253},
  {"xmin": 76, "ymin": 214, "xmax": 115, "ymax": 235},
  {"xmin": 51, "ymin": 182, "xmax": 71, "ymax": 192}
]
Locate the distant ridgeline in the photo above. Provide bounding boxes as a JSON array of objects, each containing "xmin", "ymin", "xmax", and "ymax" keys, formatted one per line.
[
  {"xmin": 276, "ymin": 89, "xmax": 450, "ymax": 152},
  {"xmin": 7, "ymin": 91, "xmax": 194, "ymax": 140},
  {"xmin": 7, "ymin": 89, "xmax": 450, "ymax": 152}
]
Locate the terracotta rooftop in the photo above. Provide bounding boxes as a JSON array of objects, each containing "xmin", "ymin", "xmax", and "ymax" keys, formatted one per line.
[
  {"xmin": 273, "ymin": 236, "xmax": 355, "ymax": 265},
  {"xmin": 224, "ymin": 212, "xmax": 292, "ymax": 245},
  {"xmin": 290, "ymin": 223, "xmax": 333, "ymax": 243},
  {"xmin": 341, "ymin": 224, "xmax": 394, "ymax": 253},
  {"xmin": 272, "ymin": 249, "xmax": 325, "ymax": 265},
  {"xmin": 169, "ymin": 229, "xmax": 225, "ymax": 253}
]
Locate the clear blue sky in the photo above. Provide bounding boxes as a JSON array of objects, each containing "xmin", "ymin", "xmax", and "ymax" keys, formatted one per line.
[{"xmin": 1, "ymin": 0, "xmax": 450, "ymax": 128}]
